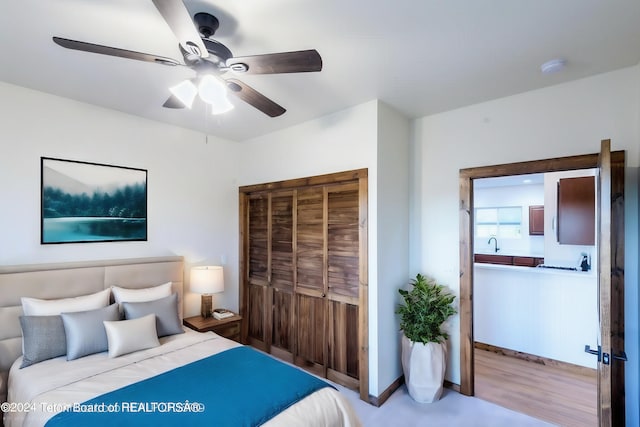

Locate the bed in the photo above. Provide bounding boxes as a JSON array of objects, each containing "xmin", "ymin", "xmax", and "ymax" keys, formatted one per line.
[{"xmin": 0, "ymin": 257, "xmax": 360, "ymax": 427}]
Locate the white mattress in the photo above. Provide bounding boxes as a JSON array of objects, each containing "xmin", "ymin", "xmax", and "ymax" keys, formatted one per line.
[{"xmin": 5, "ymin": 329, "xmax": 361, "ymax": 427}]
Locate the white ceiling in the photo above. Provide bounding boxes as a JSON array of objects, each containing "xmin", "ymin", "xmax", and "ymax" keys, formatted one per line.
[{"xmin": 1, "ymin": 0, "xmax": 639, "ymax": 142}]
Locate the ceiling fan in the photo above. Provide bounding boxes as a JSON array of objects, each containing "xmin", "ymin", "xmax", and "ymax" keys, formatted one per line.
[{"xmin": 52, "ymin": 0, "xmax": 322, "ymax": 117}]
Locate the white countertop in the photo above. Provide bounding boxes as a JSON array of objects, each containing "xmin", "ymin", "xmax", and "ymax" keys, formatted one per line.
[
  {"xmin": 474, "ymin": 262, "xmax": 595, "ymax": 277},
  {"xmin": 475, "ymin": 251, "xmax": 544, "ymax": 257}
]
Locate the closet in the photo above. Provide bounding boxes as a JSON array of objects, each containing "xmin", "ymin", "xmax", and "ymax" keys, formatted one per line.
[{"xmin": 239, "ymin": 169, "xmax": 368, "ymax": 396}]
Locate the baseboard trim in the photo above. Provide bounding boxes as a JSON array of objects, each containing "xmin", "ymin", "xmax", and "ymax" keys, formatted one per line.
[
  {"xmin": 474, "ymin": 342, "xmax": 597, "ymax": 377},
  {"xmin": 368, "ymin": 375, "xmax": 404, "ymax": 407},
  {"xmin": 444, "ymin": 379, "xmax": 460, "ymax": 392}
]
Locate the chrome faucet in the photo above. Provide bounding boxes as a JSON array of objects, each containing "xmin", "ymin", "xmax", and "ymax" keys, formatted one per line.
[{"xmin": 488, "ymin": 237, "xmax": 499, "ymax": 253}]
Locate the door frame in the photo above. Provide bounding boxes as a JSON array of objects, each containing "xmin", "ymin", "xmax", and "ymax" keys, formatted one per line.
[{"xmin": 458, "ymin": 142, "xmax": 625, "ymax": 425}]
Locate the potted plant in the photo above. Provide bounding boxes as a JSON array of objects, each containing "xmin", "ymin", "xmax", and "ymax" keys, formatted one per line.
[{"xmin": 397, "ymin": 273, "xmax": 457, "ymax": 403}]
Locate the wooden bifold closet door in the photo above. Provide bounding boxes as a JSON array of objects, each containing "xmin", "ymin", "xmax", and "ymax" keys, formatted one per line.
[{"xmin": 239, "ymin": 170, "xmax": 368, "ymax": 396}]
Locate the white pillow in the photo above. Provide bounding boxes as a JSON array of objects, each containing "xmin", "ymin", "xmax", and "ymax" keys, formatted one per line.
[
  {"xmin": 103, "ymin": 314, "xmax": 160, "ymax": 358},
  {"xmin": 111, "ymin": 282, "xmax": 172, "ymax": 305},
  {"xmin": 21, "ymin": 289, "xmax": 111, "ymax": 316}
]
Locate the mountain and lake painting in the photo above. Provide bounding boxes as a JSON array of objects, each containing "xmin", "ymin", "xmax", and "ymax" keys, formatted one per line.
[{"xmin": 41, "ymin": 157, "xmax": 147, "ymax": 243}]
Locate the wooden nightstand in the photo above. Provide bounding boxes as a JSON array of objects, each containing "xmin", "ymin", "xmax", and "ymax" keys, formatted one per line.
[{"xmin": 183, "ymin": 313, "xmax": 242, "ymax": 343}]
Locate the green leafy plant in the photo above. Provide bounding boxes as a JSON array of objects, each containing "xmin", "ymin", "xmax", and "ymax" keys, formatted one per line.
[{"xmin": 397, "ymin": 274, "xmax": 457, "ymax": 344}]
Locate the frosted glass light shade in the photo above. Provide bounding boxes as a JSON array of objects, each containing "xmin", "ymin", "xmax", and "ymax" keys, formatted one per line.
[
  {"xmin": 169, "ymin": 80, "xmax": 198, "ymax": 108},
  {"xmin": 190, "ymin": 266, "xmax": 224, "ymax": 295},
  {"xmin": 198, "ymin": 75, "xmax": 234, "ymax": 115}
]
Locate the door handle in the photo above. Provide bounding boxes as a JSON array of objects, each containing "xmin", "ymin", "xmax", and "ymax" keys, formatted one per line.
[
  {"xmin": 612, "ymin": 351, "xmax": 628, "ymax": 362},
  {"xmin": 585, "ymin": 345, "xmax": 627, "ymax": 364},
  {"xmin": 584, "ymin": 344, "xmax": 601, "ymax": 362}
]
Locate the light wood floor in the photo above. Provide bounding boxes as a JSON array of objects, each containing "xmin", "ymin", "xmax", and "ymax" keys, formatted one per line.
[{"xmin": 475, "ymin": 348, "xmax": 597, "ymax": 427}]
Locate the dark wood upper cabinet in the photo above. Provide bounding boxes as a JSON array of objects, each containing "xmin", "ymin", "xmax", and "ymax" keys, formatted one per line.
[
  {"xmin": 528, "ymin": 205, "xmax": 544, "ymax": 235},
  {"xmin": 557, "ymin": 176, "xmax": 595, "ymax": 245}
]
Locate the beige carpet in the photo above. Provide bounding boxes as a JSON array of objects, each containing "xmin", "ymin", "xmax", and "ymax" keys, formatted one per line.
[{"xmin": 338, "ymin": 385, "xmax": 556, "ymax": 427}]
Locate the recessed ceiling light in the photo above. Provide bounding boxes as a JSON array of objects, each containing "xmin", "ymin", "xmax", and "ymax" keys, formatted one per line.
[
  {"xmin": 523, "ymin": 179, "xmax": 532, "ymax": 184},
  {"xmin": 541, "ymin": 59, "xmax": 566, "ymax": 74}
]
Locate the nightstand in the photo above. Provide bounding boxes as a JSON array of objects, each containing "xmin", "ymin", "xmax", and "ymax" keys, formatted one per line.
[{"xmin": 183, "ymin": 313, "xmax": 242, "ymax": 343}]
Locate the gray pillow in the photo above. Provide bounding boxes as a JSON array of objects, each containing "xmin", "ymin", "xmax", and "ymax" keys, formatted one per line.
[
  {"xmin": 61, "ymin": 303, "xmax": 120, "ymax": 360},
  {"xmin": 19, "ymin": 315, "xmax": 67, "ymax": 368},
  {"xmin": 123, "ymin": 293, "xmax": 183, "ymax": 338}
]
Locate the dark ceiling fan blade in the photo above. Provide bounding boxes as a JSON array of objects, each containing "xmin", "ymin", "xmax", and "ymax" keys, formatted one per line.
[
  {"xmin": 226, "ymin": 49, "xmax": 322, "ymax": 74},
  {"xmin": 162, "ymin": 94, "xmax": 186, "ymax": 109},
  {"xmin": 53, "ymin": 37, "xmax": 181, "ymax": 66},
  {"xmin": 224, "ymin": 78, "xmax": 286, "ymax": 117},
  {"xmin": 152, "ymin": 0, "xmax": 208, "ymax": 58}
]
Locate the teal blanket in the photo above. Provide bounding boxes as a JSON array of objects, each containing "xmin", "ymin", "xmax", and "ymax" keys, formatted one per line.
[{"xmin": 46, "ymin": 346, "xmax": 332, "ymax": 427}]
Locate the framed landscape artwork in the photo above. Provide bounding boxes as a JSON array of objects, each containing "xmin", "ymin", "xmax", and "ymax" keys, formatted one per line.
[{"xmin": 41, "ymin": 157, "xmax": 147, "ymax": 244}]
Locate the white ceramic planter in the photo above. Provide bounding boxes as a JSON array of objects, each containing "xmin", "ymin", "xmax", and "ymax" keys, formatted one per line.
[{"xmin": 401, "ymin": 334, "xmax": 446, "ymax": 403}]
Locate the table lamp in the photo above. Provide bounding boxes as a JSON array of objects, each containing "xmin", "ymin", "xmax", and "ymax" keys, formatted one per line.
[{"xmin": 190, "ymin": 265, "xmax": 224, "ymax": 318}]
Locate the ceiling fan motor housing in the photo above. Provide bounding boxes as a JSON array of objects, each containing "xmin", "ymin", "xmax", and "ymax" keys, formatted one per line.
[{"xmin": 194, "ymin": 13, "xmax": 220, "ymax": 38}]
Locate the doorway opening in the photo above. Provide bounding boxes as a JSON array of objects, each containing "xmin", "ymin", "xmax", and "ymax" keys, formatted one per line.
[
  {"xmin": 458, "ymin": 145, "xmax": 626, "ymax": 425},
  {"xmin": 472, "ymin": 170, "xmax": 598, "ymax": 425}
]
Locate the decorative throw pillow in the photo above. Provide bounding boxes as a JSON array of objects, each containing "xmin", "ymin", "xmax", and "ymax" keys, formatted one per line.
[
  {"xmin": 122, "ymin": 293, "xmax": 183, "ymax": 338},
  {"xmin": 103, "ymin": 314, "xmax": 160, "ymax": 358},
  {"xmin": 111, "ymin": 282, "xmax": 173, "ymax": 315},
  {"xmin": 21, "ymin": 288, "xmax": 111, "ymax": 316},
  {"xmin": 111, "ymin": 282, "xmax": 172, "ymax": 304},
  {"xmin": 19, "ymin": 315, "xmax": 67, "ymax": 368},
  {"xmin": 61, "ymin": 303, "xmax": 120, "ymax": 360}
]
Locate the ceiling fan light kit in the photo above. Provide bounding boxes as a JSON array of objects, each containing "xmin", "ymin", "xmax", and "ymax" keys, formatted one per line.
[
  {"xmin": 52, "ymin": 0, "xmax": 322, "ymax": 118},
  {"xmin": 198, "ymin": 75, "xmax": 234, "ymax": 114},
  {"xmin": 169, "ymin": 80, "xmax": 198, "ymax": 108},
  {"xmin": 169, "ymin": 76, "xmax": 234, "ymax": 114}
]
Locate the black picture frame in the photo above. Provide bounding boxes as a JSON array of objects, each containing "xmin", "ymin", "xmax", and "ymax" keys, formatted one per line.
[{"xmin": 41, "ymin": 157, "xmax": 148, "ymax": 244}]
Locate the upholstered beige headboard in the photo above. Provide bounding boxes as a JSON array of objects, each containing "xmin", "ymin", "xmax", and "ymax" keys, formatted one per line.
[{"xmin": 0, "ymin": 256, "xmax": 184, "ymax": 410}]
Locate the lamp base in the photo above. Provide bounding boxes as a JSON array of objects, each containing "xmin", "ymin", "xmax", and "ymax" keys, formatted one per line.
[{"xmin": 201, "ymin": 294, "xmax": 213, "ymax": 318}]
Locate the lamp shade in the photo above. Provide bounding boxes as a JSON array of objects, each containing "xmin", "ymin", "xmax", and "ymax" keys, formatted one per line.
[{"xmin": 190, "ymin": 266, "xmax": 224, "ymax": 295}]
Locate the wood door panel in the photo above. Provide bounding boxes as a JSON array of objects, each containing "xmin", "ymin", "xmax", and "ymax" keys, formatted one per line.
[
  {"xmin": 328, "ymin": 300, "xmax": 359, "ymax": 380},
  {"xmin": 296, "ymin": 293, "xmax": 325, "ymax": 365},
  {"xmin": 247, "ymin": 283, "xmax": 266, "ymax": 345},
  {"xmin": 297, "ymin": 188, "xmax": 324, "ymax": 291},
  {"xmin": 271, "ymin": 288, "xmax": 293, "ymax": 353},
  {"xmin": 327, "ymin": 186, "xmax": 359, "ymax": 298},
  {"xmin": 271, "ymin": 193, "xmax": 293, "ymax": 289},
  {"xmin": 248, "ymin": 197, "xmax": 268, "ymax": 282}
]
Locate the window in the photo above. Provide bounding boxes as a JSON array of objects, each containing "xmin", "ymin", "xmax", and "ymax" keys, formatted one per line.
[{"xmin": 475, "ymin": 207, "xmax": 522, "ymax": 238}]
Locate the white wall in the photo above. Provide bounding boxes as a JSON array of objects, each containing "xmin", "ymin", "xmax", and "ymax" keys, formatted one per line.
[
  {"xmin": 474, "ymin": 265, "xmax": 597, "ymax": 368},
  {"xmin": 410, "ymin": 64, "xmax": 640, "ymax": 424},
  {"xmin": 0, "ymin": 82, "xmax": 241, "ymax": 317},
  {"xmin": 473, "ymin": 183, "xmax": 545, "ymax": 256},
  {"xmin": 376, "ymin": 102, "xmax": 410, "ymax": 392}
]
